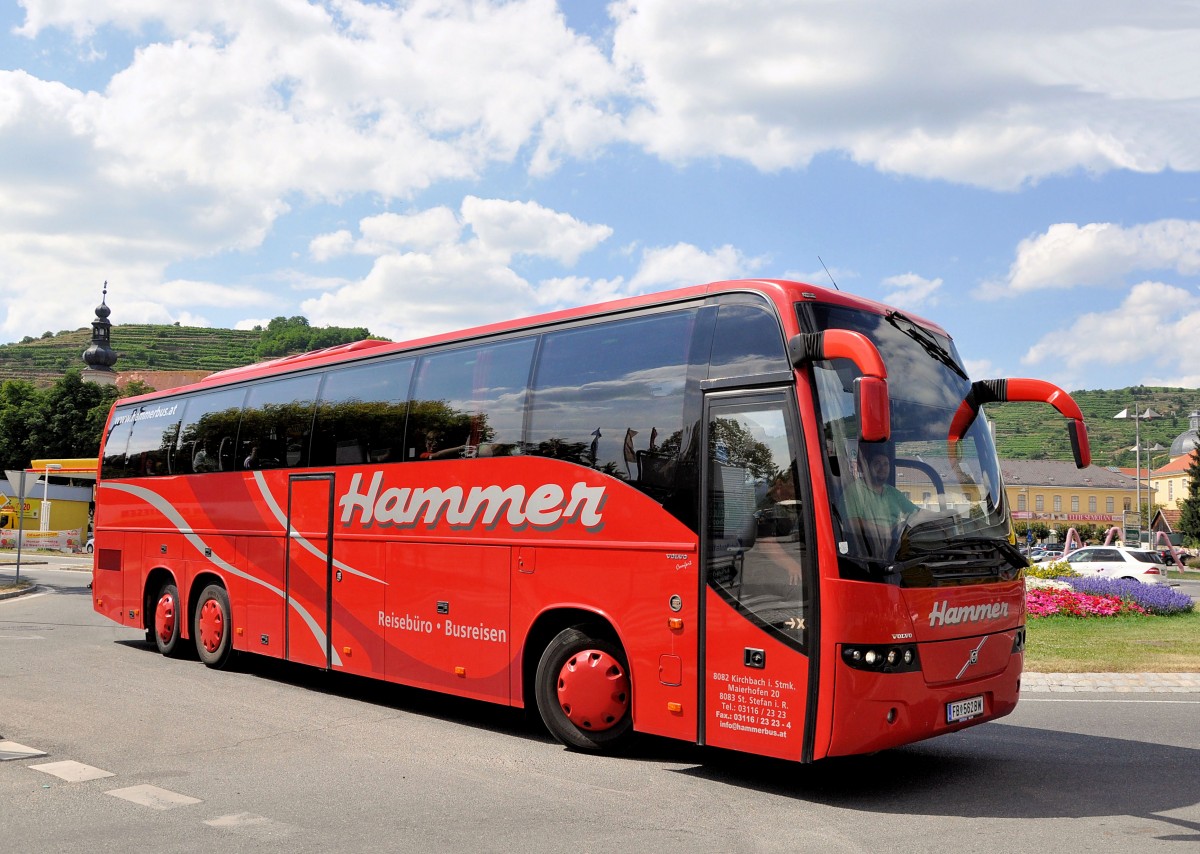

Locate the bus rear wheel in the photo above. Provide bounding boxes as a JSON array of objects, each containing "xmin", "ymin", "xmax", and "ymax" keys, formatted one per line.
[
  {"xmin": 194, "ymin": 584, "xmax": 233, "ymax": 669},
  {"xmin": 152, "ymin": 582, "xmax": 183, "ymax": 656},
  {"xmin": 535, "ymin": 627, "xmax": 631, "ymax": 752}
]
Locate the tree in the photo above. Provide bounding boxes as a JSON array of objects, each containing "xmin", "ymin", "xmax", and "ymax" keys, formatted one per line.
[
  {"xmin": 0, "ymin": 372, "xmax": 123, "ymax": 471},
  {"xmin": 253, "ymin": 315, "xmax": 374, "ymax": 359},
  {"xmin": 1178, "ymin": 451, "xmax": 1200, "ymax": 547},
  {"xmin": 0, "ymin": 379, "xmax": 44, "ymax": 472},
  {"xmin": 29, "ymin": 371, "xmax": 120, "ymax": 461}
]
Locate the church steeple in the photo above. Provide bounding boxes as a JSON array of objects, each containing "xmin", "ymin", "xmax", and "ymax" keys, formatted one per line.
[{"xmin": 81, "ymin": 281, "xmax": 118, "ymax": 385}]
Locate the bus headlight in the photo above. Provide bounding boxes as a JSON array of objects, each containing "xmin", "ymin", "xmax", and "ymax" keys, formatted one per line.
[{"xmin": 841, "ymin": 643, "xmax": 921, "ymax": 674}]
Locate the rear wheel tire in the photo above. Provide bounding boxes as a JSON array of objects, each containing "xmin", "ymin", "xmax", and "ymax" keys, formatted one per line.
[
  {"xmin": 152, "ymin": 582, "xmax": 183, "ymax": 656},
  {"xmin": 194, "ymin": 584, "xmax": 233, "ymax": 669},
  {"xmin": 535, "ymin": 627, "xmax": 632, "ymax": 752}
]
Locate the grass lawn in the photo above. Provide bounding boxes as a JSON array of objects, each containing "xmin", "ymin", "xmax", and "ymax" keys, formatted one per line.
[{"xmin": 1026, "ymin": 609, "xmax": 1200, "ymax": 672}]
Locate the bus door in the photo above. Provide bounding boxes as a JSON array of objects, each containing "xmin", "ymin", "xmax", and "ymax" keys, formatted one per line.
[
  {"xmin": 285, "ymin": 473, "xmax": 335, "ymax": 669},
  {"xmin": 699, "ymin": 390, "xmax": 815, "ymax": 761}
]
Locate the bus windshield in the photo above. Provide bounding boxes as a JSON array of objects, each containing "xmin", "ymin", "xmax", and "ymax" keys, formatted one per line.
[{"xmin": 805, "ymin": 304, "xmax": 1019, "ymax": 587}]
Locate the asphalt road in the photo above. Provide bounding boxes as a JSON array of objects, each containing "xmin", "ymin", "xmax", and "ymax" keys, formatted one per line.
[{"xmin": 1, "ymin": 561, "xmax": 1198, "ymax": 853}]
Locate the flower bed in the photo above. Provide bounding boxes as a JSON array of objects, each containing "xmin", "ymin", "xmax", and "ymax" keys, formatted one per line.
[
  {"xmin": 1025, "ymin": 576, "xmax": 1195, "ymax": 618},
  {"xmin": 1026, "ymin": 586, "xmax": 1144, "ymax": 618},
  {"xmin": 1060, "ymin": 577, "xmax": 1195, "ymax": 616}
]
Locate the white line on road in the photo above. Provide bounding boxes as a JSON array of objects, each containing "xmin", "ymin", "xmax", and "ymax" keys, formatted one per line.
[{"xmin": 1021, "ymin": 697, "xmax": 1200, "ymax": 704}]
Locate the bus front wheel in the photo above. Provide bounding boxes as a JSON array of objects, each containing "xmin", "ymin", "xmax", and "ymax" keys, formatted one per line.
[
  {"xmin": 152, "ymin": 582, "xmax": 183, "ymax": 657},
  {"xmin": 535, "ymin": 627, "xmax": 632, "ymax": 752},
  {"xmin": 194, "ymin": 584, "xmax": 233, "ymax": 669}
]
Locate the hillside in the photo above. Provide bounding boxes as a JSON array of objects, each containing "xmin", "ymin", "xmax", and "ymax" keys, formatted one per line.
[
  {"xmin": 1, "ymin": 325, "xmax": 1195, "ymax": 469},
  {"xmin": 0, "ymin": 325, "xmax": 262, "ymax": 385}
]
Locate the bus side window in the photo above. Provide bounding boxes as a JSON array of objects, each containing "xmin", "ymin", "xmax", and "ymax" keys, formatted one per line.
[
  {"xmin": 174, "ymin": 388, "xmax": 247, "ymax": 474},
  {"xmin": 237, "ymin": 374, "xmax": 321, "ymax": 471},
  {"xmin": 528, "ymin": 309, "xmax": 694, "ymax": 495},
  {"xmin": 708, "ymin": 302, "xmax": 789, "ymax": 379},
  {"xmin": 100, "ymin": 407, "xmax": 137, "ymax": 479},
  {"xmin": 408, "ymin": 339, "xmax": 534, "ymax": 461},
  {"xmin": 311, "ymin": 358, "xmax": 413, "ymax": 467},
  {"xmin": 117, "ymin": 402, "xmax": 184, "ymax": 478}
]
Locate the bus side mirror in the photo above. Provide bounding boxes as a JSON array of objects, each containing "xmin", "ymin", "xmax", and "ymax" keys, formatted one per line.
[
  {"xmin": 789, "ymin": 330, "xmax": 891, "ymax": 443},
  {"xmin": 948, "ymin": 378, "xmax": 1091, "ymax": 469},
  {"xmin": 856, "ymin": 377, "xmax": 890, "ymax": 443}
]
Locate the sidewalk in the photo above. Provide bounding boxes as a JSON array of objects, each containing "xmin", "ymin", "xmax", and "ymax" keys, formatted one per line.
[{"xmin": 1022, "ymin": 671, "xmax": 1200, "ymax": 692}]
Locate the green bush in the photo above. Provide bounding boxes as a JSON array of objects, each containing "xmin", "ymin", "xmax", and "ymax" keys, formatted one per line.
[{"xmin": 1025, "ymin": 560, "xmax": 1079, "ymax": 579}]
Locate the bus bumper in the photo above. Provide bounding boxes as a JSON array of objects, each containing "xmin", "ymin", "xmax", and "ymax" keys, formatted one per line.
[{"xmin": 825, "ymin": 642, "xmax": 1023, "ymax": 758}]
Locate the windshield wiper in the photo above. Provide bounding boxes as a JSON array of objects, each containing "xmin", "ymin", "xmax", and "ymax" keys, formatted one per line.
[
  {"xmin": 886, "ymin": 311, "xmax": 969, "ymax": 381},
  {"xmin": 892, "ymin": 536, "xmax": 1027, "ymax": 574}
]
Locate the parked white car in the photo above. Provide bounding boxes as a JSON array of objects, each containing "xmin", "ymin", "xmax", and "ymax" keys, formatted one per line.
[{"xmin": 1062, "ymin": 546, "xmax": 1168, "ymax": 584}]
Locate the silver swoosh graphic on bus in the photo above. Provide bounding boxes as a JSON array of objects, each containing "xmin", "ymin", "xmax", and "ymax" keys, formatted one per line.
[
  {"xmin": 99, "ymin": 481, "xmax": 342, "ymax": 668},
  {"xmin": 251, "ymin": 471, "xmax": 385, "ymax": 585}
]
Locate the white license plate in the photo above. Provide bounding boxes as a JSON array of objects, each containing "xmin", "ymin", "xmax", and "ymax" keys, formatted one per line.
[{"xmin": 946, "ymin": 695, "xmax": 985, "ymax": 723}]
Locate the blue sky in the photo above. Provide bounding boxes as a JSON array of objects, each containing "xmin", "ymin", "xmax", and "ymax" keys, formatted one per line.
[{"xmin": 2, "ymin": 0, "xmax": 1199, "ymax": 392}]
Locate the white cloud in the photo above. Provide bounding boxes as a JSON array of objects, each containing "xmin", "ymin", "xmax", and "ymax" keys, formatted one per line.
[
  {"xmin": 532, "ymin": 275, "xmax": 628, "ymax": 309},
  {"xmin": 299, "ymin": 196, "xmax": 615, "ymax": 340},
  {"xmin": 300, "ymin": 202, "xmax": 759, "ymax": 341},
  {"xmin": 611, "ymin": 0, "xmax": 1200, "ymax": 188},
  {"xmin": 461, "ymin": 196, "xmax": 612, "ymax": 266},
  {"xmin": 880, "ymin": 272, "xmax": 943, "ymax": 310},
  {"xmin": 309, "ymin": 229, "xmax": 355, "ymax": 262},
  {"xmin": 301, "ymin": 244, "xmax": 536, "ymax": 342},
  {"xmin": 963, "ymin": 358, "xmax": 1003, "ymax": 381},
  {"xmin": 979, "ymin": 220, "xmax": 1200, "ymax": 298},
  {"xmin": 1021, "ymin": 281, "xmax": 1200, "ymax": 386},
  {"xmin": 628, "ymin": 243, "xmax": 767, "ymax": 291}
]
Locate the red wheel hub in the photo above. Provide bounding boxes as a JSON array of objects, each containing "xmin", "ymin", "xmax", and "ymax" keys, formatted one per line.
[
  {"xmin": 555, "ymin": 649, "xmax": 629, "ymax": 731},
  {"xmin": 197, "ymin": 598, "xmax": 225, "ymax": 653},
  {"xmin": 155, "ymin": 592, "xmax": 176, "ymax": 643}
]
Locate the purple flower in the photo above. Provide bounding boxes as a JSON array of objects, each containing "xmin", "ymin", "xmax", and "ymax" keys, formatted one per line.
[{"xmin": 1059, "ymin": 576, "xmax": 1195, "ymax": 616}]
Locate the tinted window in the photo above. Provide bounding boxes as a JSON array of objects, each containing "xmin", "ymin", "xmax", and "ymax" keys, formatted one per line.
[
  {"xmin": 708, "ymin": 303, "xmax": 788, "ymax": 378},
  {"xmin": 101, "ymin": 405, "xmax": 137, "ymax": 479},
  {"xmin": 175, "ymin": 388, "xmax": 248, "ymax": 473},
  {"xmin": 237, "ymin": 374, "xmax": 321, "ymax": 471},
  {"xmin": 408, "ymin": 339, "xmax": 535, "ymax": 460},
  {"xmin": 311, "ymin": 359, "xmax": 414, "ymax": 466},
  {"xmin": 100, "ymin": 401, "xmax": 186, "ymax": 479},
  {"xmin": 529, "ymin": 310, "xmax": 695, "ymax": 492},
  {"xmin": 125, "ymin": 400, "xmax": 185, "ymax": 476}
]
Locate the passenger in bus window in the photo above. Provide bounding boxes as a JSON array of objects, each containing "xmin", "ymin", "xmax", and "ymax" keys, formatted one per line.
[
  {"xmin": 192, "ymin": 444, "xmax": 213, "ymax": 472},
  {"xmin": 843, "ymin": 443, "xmax": 917, "ymax": 554},
  {"xmin": 243, "ymin": 444, "xmax": 261, "ymax": 470}
]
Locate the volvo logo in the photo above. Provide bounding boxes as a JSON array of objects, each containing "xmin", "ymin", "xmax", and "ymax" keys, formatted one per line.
[{"xmin": 955, "ymin": 637, "xmax": 988, "ymax": 680}]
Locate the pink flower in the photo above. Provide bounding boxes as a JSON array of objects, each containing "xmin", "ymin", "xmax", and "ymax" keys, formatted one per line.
[{"xmin": 1025, "ymin": 587, "xmax": 1144, "ymax": 618}]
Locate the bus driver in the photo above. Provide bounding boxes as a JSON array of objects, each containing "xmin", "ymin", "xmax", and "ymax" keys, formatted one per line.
[{"xmin": 843, "ymin": 443, "xmax": 918, "ymax": 555}]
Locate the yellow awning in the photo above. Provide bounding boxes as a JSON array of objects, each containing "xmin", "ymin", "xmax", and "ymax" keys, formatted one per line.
[{"xmin": 29, "ymin": 458, "xmax": 99, "ymax": 481}]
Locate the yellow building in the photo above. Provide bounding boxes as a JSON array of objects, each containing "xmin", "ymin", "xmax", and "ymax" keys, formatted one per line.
[
  {"xmin": 1149, "ymin": 411, "xmax": 1199, "ymax": 513},
  {"xmin": 998, "ymin": 460, "xmax": 1134, "ymax": 537},
  {"xmin": 0, "ymin": 458, "xmax": 96, "ymax": 550}
]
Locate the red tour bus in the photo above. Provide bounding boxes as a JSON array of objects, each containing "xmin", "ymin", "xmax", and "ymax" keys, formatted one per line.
[{"xmin": 92, "ymin": 279, "xmax": 1090, "ymax": 762}]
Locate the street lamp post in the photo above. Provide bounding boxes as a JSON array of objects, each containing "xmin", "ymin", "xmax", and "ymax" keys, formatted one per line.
[
  {"xmin": 1144, "ymin": 443, "xmax": 1167, "ymax": 539},
  {"xmin": 1114, "ymin": 405, "xmax": 1160, "ymax": 542},
  {"xmin": 39, "ymin": 462, "xmax": 62, "ymax": 533}
]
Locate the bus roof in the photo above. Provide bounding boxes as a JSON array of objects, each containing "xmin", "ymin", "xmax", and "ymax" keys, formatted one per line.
[{"xmin": 115, "ymin": 278, "xmax": 946, "ymax": 406}]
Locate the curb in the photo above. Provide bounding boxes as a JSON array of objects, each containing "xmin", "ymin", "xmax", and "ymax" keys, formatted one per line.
[
  {"xmin": 1023, "ymin": 672, "xmax": 1200, "ymax": 692},
  {"xmin": 0, "ymin": 584, "xmax": 38, "ymax": 601}
]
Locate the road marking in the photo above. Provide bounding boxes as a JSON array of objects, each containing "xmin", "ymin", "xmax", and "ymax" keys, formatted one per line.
[
  {"xmin": 0, "ymin": 740, "xmax": 47, "ymax": 761},
  {"xmin": 206, "ymin": 812, "xmax": 298, "ymax": 840},
  {"xmin": 1021, "ymin": 697, "xmax": 1200, "ymax": 704},
  {"xmin": 30, "ymin": 760, "xmax": 115, "ymax": 782},
  {"xmin": 106, "ymin": 784, "xmax": 202, "ymax": 809}
]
